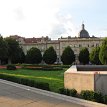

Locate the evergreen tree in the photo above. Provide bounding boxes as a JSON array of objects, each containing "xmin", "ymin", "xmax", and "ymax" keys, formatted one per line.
[
  {"xmin": 61, "ymin": 46, "xmax": 75, "ymax": 65},
  {"xmin": 0, "ymin": 36, "xmax": 8, "ymax": 64},
  {"xmin": 79, "ymin": 47, "xmax": 89, "ymax": 64},
  {"xmin": 43, "ymin": 46, "xmax": 57, "ymax": 64},
  {"xmin": 11, "ymin": 47, "xmax": 25, "ymax": 64},
  {"xmin": 26, "ymin": 47, "xmax": 42, "ymax": 64}
]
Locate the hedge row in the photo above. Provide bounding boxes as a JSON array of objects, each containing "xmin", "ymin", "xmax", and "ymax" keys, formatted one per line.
[
  {"xmin": 59, "ymin": 89, "xmax": 107, "ymax": 104},
  {"xmin": 24, "ymin": 66, "xmax": 63, "ymax": 71},
  {"xmin": 7, "ymin": 65, "xmax": 16, "ymax": 70},
  {"xmin": 59, "ymin": 88, "xmax": 77, "ymax": 97},
  {"xmin": 18, "ymin": 64, "xmax": 71, "ymax": 68},
  {"xmin": 80, "ymin": 90, "xmax": 103, "ymax": 103},
  {"xmin": 0, "ymin": 73, "xmax": 50, "ymax": 91}
]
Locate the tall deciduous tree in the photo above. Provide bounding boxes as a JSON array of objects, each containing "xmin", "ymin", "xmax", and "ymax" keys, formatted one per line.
[
  {"xmin": 99, "ymin": 38, "xmax": 107, "ymax": 65},
  {"xmin": 90, "ymin": 47, "xmax": 101, "ymax": 65},
  {"xmin": 61, "ymin": 46, "xmax": 75, "ymax": 65},
  {"xmin": 43, "ymin": 46, "xmax": 57, "ymax": 64},
  {"xmin": 5, "ymin": 37, "xmax": 21, "ymax": 64},
  {"xmin": 26, "ymin": 47, "xmax": 42, "ymax": 64},
  {"xmin": 0, "ymin": 36, "xmax": 8, "ymax": 64},
  {"xmin": 79, "ymin": 47, "xmax": 89, "ymax": 64}
]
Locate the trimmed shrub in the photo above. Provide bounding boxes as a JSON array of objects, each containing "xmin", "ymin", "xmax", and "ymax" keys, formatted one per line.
[
  {"xmin": 79, "ymin": 47, "xmax": 89, "ymax": 64},
  {"xmin": 80, "ymin": 90, "xmax": 103, "ymax": 103},
  {"xmin": 70, "ymin": 89, "xmax": 77, "ymax": 97},
  {"xmin": 59, "ymin": 88, "xmax": 66, "ymax": 94},
  {"xmin": 23, "ymin": 65, "xmax": 63, "ymax": 71},
  {"xmin": 103, "ymin": 95, "xmax": 107, "ymax": 104},
  {"xmin": 0, "ymin": 73, "xmax": 50, "ymax": 91},
  {"xmin": 20, "ymin": 64, "xmax": 70, "ymax": 69},
  {"xmin": 43, "ymin": 46, "xmax": 57, "ymax": 64},
  {"xmin": 61, "ymin": 46, "xmax": 75, "ymax": 65},
  {"xmin": 7, "ymin": 65, "xmax": 16, "ymax": 70},
  {"xmin": 59, "ymin": 88, "xmax": 77, "ymax": 97}
]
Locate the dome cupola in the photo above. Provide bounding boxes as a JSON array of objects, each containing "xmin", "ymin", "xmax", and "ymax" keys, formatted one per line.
[{"xmin": 78, "ymin": 24, "xmax": 90, "ymax": 38}]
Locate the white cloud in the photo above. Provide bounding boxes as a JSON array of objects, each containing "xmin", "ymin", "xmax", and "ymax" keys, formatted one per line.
[
  {"xmin": 0, "ymin": 0, "xmax": 61, "ymax": 38},
  {"xmin": 0, "ymin": 0, "xmax": 102, "ymax": 39}
]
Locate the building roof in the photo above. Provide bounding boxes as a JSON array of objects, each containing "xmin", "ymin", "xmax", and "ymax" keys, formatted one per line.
[
  {"xmin": 78, "ymin": 24, "xmax": 90, "ymax": 38},
  {"xmin": 10, "ymin": 35, "xmax": 51, "ymax": 44}
]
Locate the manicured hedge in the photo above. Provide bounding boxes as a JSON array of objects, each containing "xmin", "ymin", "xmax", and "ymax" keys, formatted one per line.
[
  {"xmin": 103, "ymin": 95, "xmax": 107, "ymax": 104},
  {"xmin": 24, "ymin": 66, "xmax": 63, "ymax": 71},
  {"xmin": 80, "ymin": 90, "xmax": 103, "ymax": 103},
  {"xmin": 19, "ymin": 64, "xmax": 71, "ymax": 69},
  {"xmin": 59, "ymin": 88, "xmax": 77, "ymax": 97},
  {"xmin": 7, "ymin": 65, "xmax": 16, "ymax": 70},
  {"xmin": 0, "ymin": 73, "xmax": 50, "ymax": 91},
  {"xmin": 59, "ymin": 89, "xmax": 107, "ymax": 104}
]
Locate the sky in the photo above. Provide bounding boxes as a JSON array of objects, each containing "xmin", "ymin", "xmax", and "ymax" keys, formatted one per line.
[{"xmin": 0, "ymin": 0, "xmax": 107, "ymax": 39}]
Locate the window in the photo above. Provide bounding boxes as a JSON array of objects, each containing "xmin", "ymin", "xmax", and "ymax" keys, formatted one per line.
[
  {"xmin": 96, "ymin": 44, "xmax": 99, "ymax": 47},
  {"xmin": 91, "ymin": 44, "xmax": 94, "ymax": 47},
  {"xmin": 79, "ymin": 44, "xmax": 82, "ymax": 47}
]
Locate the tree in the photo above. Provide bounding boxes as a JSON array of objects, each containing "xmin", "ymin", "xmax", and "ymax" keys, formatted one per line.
[
  {"xmin": 26, "ymin": 47, "xmax": 42, "ymax": 64},
  {"xmin": 0, "ymin": 36, "xmax": 8, "ymax": 64},
  {"xmin": 43, "ymin": 46, "xmax": 57, "ymax": 64},
  {"xmin": 79, "ymin": 47, "xmax": 89, "ymax": 64},
  {"xmin": 5, "ymin": 37, "xmax": 21, "ymax": 64},
  {"xmin": 11, "ymin": 47, "xmax": 25, "ymax": 64},
  {"xmin": 90, "ymin": 47, "xmax": 101, "ymax": 65},
  {"xmin": 61, "ymin": 46, "xmax": 75, "ymax": 65},
  {"xmin": 18, "ymin": 47, "xmax": 25, "ymax": 63},
  {"xmin": 99, "ymin": 38, "xmax": 107, "ymax": 65}
]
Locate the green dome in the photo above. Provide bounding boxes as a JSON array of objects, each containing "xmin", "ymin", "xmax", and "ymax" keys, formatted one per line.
[{"xmin": 78, "ymin": 24, "xmax": 90, "ymax": 38}]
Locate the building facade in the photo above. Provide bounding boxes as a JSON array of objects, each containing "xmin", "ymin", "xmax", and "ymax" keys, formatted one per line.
[{"xmin": 10, "ymin": 24, "xmax": 104, "ymax": 63}]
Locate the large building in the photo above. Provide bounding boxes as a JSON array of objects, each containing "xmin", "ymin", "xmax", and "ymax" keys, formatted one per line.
[{"xmin": 10, "ymin": 24, "xmax": 104, "ymax": 63}]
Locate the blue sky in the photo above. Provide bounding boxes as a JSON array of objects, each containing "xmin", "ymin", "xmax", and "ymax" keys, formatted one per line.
[{"xmin": 0, "ymin": 0, "xmax": 107, "ymax": 39}]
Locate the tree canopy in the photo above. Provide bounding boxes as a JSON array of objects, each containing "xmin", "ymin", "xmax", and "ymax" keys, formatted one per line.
[
  {"xmin": 61, "ymin": 46, "xmax": 75, "ymax": 65},
  {"xmin": 11, "ymin": 47, "xmax": 25, "ymax": 64},
  {"xmin": 26, "ymin": 47, "xmax": 42, "ymax": 64},
  {"xmin": 79, "ymin": 47, "xmax": 89, "ymax": 64},
  {"xmin": 99, "ymin": 38, "xmax": 107, "ymax": 65},
  {"xmin": 5, "ymin": 37, "xmax": 22, "ymax": 64},
  {"xmin": 90, "ymin": 47, "xmax": 101, "ymax": 65},
  {"xmin": 43, "ymin": 46, "xmax": 57, "ymax": 64},
  {"xmin": 0, "ymin": 36, "xmax": 8, "ymax": 64}
]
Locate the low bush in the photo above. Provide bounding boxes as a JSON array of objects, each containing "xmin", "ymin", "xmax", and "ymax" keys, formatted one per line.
[
  {"xmin": 80, "ymin": 90, "xmax": 103, "ymax": 103},
  {"xmin": 59, "ymin": 88, "xmax": 77, "ymax": 97},
  {"xmin": 42, "ymin": 66, "xmax": 63, "ymax": 71},
  {"xmin": 20, "ymin": 64, "xmax": 70, "ymax": 69},
  {"xmin": 0, "ymin": 73, "xmax": 50, "ymax": 91},
  {"xmin": 7, "ymin": 65, "xmax": 16, "ymax": 70},
  {"xmin": 69, "ymin": 89, "xmax": 77, "ymax": 97},
  {"xmin": 103, "ymin": 95, "xmax": 107, "ymax": 104},
  {"xmin": 59, "ymin": 88, "xmax": 66, "ymax": 94},
  {"xmin": 24, "ymin": 65, "xmax": 63, "ymax": 71}
]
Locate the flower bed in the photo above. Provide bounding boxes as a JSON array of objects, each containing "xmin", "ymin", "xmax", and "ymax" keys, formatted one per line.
[
  {"xmin": 24, "ymin": 65, "xmax": 63, "ymax": 71},
  {"xmin": 0, "ymin": 65, "xmax": 22, "ymax": 69}
]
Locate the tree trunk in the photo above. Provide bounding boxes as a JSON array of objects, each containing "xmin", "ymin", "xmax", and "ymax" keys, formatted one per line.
[
  {"xmin": 0, "ymin": 60, "xmax": 1, "ymax": 65},
  {"xmin": 8, "ymin": 58, "xmax": 11, "ymax": 64}
]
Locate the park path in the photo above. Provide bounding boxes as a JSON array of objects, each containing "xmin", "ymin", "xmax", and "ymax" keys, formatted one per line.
[{"xmin": 0, "ymin": 79, "xmax": 83, "ymax": 107}]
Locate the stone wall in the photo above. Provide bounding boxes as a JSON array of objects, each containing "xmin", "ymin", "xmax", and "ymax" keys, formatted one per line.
[
  {"xmin": 64, "ymin": 72, "xmax": 94, "ymax": 93},
  {"xmin": 64, "ymin": 65, "xmax": 107, "ymax": 95}
]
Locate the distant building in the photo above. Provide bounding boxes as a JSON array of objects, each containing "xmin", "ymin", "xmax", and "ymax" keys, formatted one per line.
[
  {"xmin": 78, "ymin": 23, "xmax": 90, "ymax": 38},
  {"xmin": 10, "ymin": 24, "xmax": 104, "ymax": 63}
]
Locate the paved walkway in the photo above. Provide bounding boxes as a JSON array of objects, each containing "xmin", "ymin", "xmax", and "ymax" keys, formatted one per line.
[{"xmin": 0, "ymin": 79, "xmax": 84, "ymax": 107}]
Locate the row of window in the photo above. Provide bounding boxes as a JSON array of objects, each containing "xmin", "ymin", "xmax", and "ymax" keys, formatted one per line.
[{"xmin": 67, "ymin": 44, "xmax": 99, "ymax": 48}]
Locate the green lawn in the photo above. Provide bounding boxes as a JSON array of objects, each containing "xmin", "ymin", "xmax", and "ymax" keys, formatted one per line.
[{"xmin": 0, "ymin": 69, "xmax": 65, "ymax": 92}]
